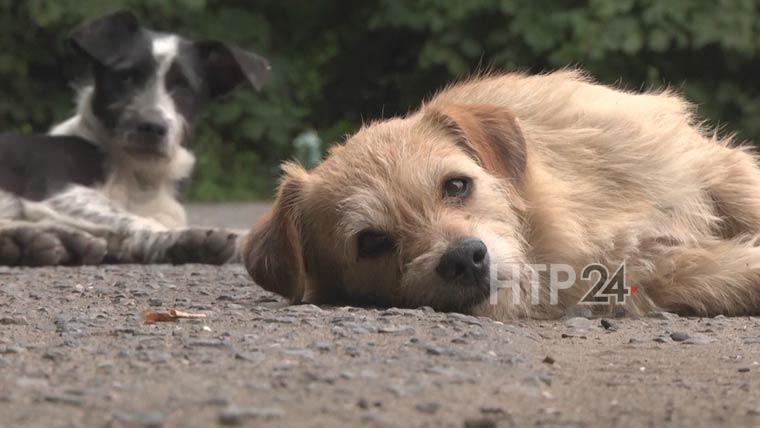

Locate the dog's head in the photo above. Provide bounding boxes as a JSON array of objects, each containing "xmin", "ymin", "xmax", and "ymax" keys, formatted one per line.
[
  {"xmin": 243, "ymin": 102, "xmax": 529, "ymax": 312},
  {"xmin": 70, "ymin": 11, "xmax": 270, "ymax": 158}
]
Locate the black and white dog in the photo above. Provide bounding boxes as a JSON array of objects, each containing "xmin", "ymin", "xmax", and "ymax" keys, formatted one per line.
[{"xmin": 0, "ymin": 11, "xmax": 269, "ymax": 266}]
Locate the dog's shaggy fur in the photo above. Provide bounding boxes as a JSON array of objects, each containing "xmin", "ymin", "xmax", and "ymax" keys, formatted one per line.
[{"xmin": 244, "ymin": 70, "xmax": 760, "ymax": 319}]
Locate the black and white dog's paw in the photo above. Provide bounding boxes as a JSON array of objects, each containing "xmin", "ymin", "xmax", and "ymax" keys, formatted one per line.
[
  {"xmin": 54, "ymin": 227, "xmax": 108, "ymax": 265},
  {"xmin": 0, "ymin": 227, "xmax": 67, "ymax": 266},
  {"xmin": 167, "ymin": 228, "xmax": 239, "ymax": 265},
  {"xmin": 0, "ymin": 226, "xmax": 106, "ymax": 266}
]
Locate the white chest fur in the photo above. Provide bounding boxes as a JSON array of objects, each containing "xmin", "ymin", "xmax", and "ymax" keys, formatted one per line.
[{"xmin": 97, "ymin": 158, "xmax": 191, "ymax": 229}]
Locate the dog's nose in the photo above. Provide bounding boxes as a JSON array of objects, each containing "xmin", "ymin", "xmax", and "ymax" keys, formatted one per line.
[
  {"xmin": 135, "ymin": 120, "xmax": 167, "ymax": 139},
  {"xmin": 436, "ymin": 237, "xmax": 490, "ymax": 286}
]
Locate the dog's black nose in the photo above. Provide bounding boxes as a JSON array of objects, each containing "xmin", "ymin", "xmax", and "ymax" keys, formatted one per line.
[
  {"xmin": 135, "ymin": 120, "xmax": 167, "ymax": 139},
  {"xmin": 436, "ymin": 237, "xmax": 490, "ymax": 286}
]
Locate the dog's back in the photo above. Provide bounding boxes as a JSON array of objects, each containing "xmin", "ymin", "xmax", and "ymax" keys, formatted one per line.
[{"xmin": 0, "ymin": 133, "xmax": 105, "ymax": 201}]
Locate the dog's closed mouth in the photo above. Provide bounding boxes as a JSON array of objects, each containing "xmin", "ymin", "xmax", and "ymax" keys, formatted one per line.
[
  {"xmin": 437, "ymin": 284, "xmax": 491, "ymax": 313},
  {"xmin": 122, "ymin": 140, "xmax": 169, "ymax": 157}
]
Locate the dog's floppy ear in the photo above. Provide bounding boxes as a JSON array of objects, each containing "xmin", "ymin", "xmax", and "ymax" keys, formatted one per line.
[
  {"xmin": 242, "ymin": 164, "xmax": 308, "ymax": 303},
  {"xmin": 69, "ymin": 11, "xmax": 142, "ymax": 68},
  {"xmin": 195, "ymin": 41, "xmax": 270, "ymax": 97},
  {"xmin": 424, "ymin": 103, "xmax": 527, "ymax": 184}
]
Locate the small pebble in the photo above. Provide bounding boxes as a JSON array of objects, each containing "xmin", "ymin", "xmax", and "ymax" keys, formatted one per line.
[
  {"xmin": 44, "ymin": 393, "xmax": 84, "ymax": 407},
  {"xmin": 600, "ymin": 319, "xmax": 618, "ymax": 331},
  {"xmin": 218, "ymin": 406, "xmax": 284, "ymax": 425},
  {"xmin": 415, "ymin": 402, "xmax": 440, "ymax": 414},
  {"xmin": 312, "ymin": 341, "xmax": 333, "ymax": 352},
  {"xmin": 113, "ymin": 410, "xmax": 165, "ymax": 428},
  {"xmin": 480, "ymin": 406, "xmax": 507, "ymax": 415}
]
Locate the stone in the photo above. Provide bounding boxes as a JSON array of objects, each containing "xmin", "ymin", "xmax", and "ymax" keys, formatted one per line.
[
  {"xmin": 218, "ymin": 406, "xmax": 284, "ymax": 425},
  {"xmin": 415, "ymin": 402, "xmax": 441, "ymax": 414},
  {"xmin": 600, "ymin": 319, "xmax": 618, "ymax": 331},
  {"xmin": 43, "ymin": 393, "xmax": 84, "ymax": 406},
  {"xmin": 113, "ymin": 410, "xmax": 165, "ymax": 428}
]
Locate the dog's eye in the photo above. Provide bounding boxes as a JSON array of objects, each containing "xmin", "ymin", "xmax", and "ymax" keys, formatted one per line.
[
  {"xmin": 357, "ymin": 230, "xmax": 394, "ymax": 258},
  {"xmin": 442, "ymin": 177, "xmax": 472, "ymax": 200}
]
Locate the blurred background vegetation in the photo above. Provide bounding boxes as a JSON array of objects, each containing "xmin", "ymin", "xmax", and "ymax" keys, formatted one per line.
[{"xmin": 2, "ymin": 0, "xmax": 760, "ymax": 200}]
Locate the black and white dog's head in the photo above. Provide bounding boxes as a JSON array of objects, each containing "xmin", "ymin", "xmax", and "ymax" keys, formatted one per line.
[{"xmin": 62, "ymin": 11, "xmax": 269, "ymax": 161}]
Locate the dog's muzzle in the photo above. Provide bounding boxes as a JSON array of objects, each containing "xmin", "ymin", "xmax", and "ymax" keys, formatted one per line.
[
  {"xmin": 130, "ymin": 113, "xmax": 168, "ymax": 147},
  {"xmin": 436, "ymin": 237, "xmax": 491, "ymax": 291},
  {"xmin": 119, "ymin": 109, "xmax": 171, "ymax": 154}
]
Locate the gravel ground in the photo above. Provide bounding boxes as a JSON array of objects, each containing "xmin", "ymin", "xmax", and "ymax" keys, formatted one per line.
[{"xmin": 1, "ymin": 203, "xmax": 760, "ymax": 428}]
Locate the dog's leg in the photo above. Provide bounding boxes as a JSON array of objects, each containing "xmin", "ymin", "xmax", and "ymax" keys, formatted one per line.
[
  {"xmin": 633, "ymin": 236, "xmax": 760, "ymax": 316},
  {"xmin": 102, "ymin": 226, "xmax": 238, "ymax": 265},
  {"xmin": 45, "ymin": 186, "xmax": 239, "ymax": 264},
  {"xmin": 708, "ymin": 148, "xmax": 760, "ymax": 236}
]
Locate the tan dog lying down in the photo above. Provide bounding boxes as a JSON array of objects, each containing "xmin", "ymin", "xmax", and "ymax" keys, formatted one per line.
[{"xmin": 243, "ymin": 70, "xmax": 760, "ymax": 319}]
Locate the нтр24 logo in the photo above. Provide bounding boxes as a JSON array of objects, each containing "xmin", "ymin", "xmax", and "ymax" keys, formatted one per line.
[{"xmin": 578, "ymin": 263, "xmax": 638, "ymax": 305}]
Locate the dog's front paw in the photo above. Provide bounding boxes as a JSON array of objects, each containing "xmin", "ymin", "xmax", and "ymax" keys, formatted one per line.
[
  {"xmin": 0, "ymin": 226, "xmax": 107, "ymax": 266},
  {"xmin": 54, "ymin": 228, "xmax": 108, "ymax": 265},
  {"xmin": 0, "ymin": 227, "xmax": 67, "ymax": 266},
  {"xmin": 167, "ymin": 229, "xmax": 239, "ymax": 265}
]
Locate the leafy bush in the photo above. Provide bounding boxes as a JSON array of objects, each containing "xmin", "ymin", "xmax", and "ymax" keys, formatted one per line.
[{"xmin": 2, "ymin": 0, "xmax": 759, "ymax": 200}]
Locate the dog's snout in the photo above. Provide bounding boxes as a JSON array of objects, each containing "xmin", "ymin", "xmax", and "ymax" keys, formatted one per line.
[
  {"xmin": 135, "ymin": 119, "xmax": 168, "ymax": 139},
  {"xmin": 436, "ymin": 237, "xmax": 490, "ymax": 286}
]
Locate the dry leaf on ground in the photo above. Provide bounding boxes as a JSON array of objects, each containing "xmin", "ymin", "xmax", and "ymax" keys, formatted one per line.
[{"xmin": 143, "ymin": 309, "xmax": 207, "ymax": 324}]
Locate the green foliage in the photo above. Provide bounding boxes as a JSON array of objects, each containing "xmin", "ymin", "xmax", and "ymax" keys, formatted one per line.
[{"xmin": 2, "ymin": 0, "xmax": 760, "ymax": 199}]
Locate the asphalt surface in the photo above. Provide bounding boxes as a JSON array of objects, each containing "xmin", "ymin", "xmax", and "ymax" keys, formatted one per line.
[{"xmin": 1, "ymin": 203, "xmax": 760, "ymax": 428}]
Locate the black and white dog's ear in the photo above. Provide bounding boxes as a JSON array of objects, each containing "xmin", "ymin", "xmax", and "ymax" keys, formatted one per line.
[
  {"xmin": 69, "ymin": 11, "xmax": 140, "ymax": 67},
  {"xmin": 195, "ymin": 41, "xmax": 271, "ymax": 98}
]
